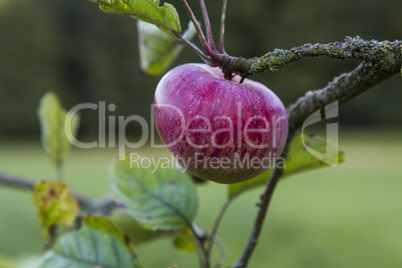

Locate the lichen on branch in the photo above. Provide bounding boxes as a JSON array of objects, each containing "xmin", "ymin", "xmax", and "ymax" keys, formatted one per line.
[{"xmin": 231, "ymin": 36, "xmax": 402, "ymax": 77}]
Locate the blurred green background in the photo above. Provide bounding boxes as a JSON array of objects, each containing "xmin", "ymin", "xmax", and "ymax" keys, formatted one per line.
[{"xmin": 0, "ymin": 0, "xmax": 401, "ymax": 267}]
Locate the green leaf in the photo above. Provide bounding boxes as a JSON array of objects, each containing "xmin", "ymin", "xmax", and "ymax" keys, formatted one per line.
[
  {"xmin": 228, "ymin": 135, "xmax": 345, "ymax": 198},
  {"xmin": 93, "ymin": 0, "xmax": 181, "ymax": 35},
  {"xmin": 31, "ymin": 181, "xmax": 78, "ymax": 233},
  {"xmin": 110, "ymin": 158, "xmax": 198, "ymax": 231},
  {"xmin": 37, "ymin": 92, "xmax": 80, "ymax": 168},
  {"xmin": 173, "ymin": 231, "xmax": 196, "ymax": 252},
  {"xmin": 98, "ymin": 0, "xmax": 133, "ymax": 15},
  {"xmin": 109, "ymin": 209, "xmax": 166, "ymax": 244},
  {"xmin": 138, "ymin": 21, "xmax": 196, "ymax": 76},
  {"xmin": 38, "ymin": 216, "xmax": 141, "ymax": 268},
  {"xmin": 160, "ymin": 3, "xmax": 181, "ymax": 33}
]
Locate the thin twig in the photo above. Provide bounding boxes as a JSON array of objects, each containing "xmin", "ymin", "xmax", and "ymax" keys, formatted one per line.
[
  {"xmin": 199, "ymin": 0, "xmax": 216, "ymax": 51},
  {"xmin": 206, "ymin": 194, "xmax": 236, "ymax": 256},
  {"xmin": 179, "ymin": 0, "xmax": 215, "ymax": 57},
  {"xmin": 191, "ymin": 223, "xmax": 210, "ymax": 268},
  {"xmin": 0, "ymin": 173, "xmax": 35, "ymax": 190},
  {"xmin": 219, "ymin": 0, "xmax": 228, "ymax": 53},
  {"xmin": 213, "ymin": 236, "xmax": 226, "ymax": 268},
  {"xmin": 0, "ymin": 172, "xmax": 116, "ymax": 214},
  {"xmin": 96, "ymin": 0, "xmax": 211, "ymax": 62},
  {"xmin": 0, "ymin": 171, "xmax": 207, "ymax": 216}
]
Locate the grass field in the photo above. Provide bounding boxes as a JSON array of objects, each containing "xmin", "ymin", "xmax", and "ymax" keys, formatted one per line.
[{"xmin": 0, "ymin": 128, "xmax": 401, "ymax": 267}]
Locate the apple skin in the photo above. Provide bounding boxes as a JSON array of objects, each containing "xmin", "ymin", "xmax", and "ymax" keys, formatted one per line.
[{"xmin": 154, "ymin": 63, "xmax": 288, "ymax": 184}]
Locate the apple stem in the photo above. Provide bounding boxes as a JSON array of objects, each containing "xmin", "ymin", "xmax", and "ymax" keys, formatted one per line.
[
  {"xmin": 219, "ymin": 0, "xmax": 228, "ymax": 53},
  {"xmin": 199, "ymin": 0, "xmax": 217, "ymax": 52}
]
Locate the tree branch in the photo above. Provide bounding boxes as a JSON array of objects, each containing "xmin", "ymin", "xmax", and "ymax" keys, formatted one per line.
[
  {"xmin": 229, "ymin": 37, "xmax": 402, "ymax": 78},
  {"xmin": 0, "ymin": 172, "xmax": 116, "ymax": 214},
  {"xmin": 0, "ymin": 173, "xmax": 35, "ymax": 190},
  {"xmin": 0, "ymin": 171, "xmax": 208, "ymax": 215},
  {"xmin": 233, "ymin": 167, "xmax": 283, "ymax": 268},
  {"xmin": 231, "ymin": 37, "xmax": 402, "ymax": 267},
  {"xmin": 287, "ymin": 60, "xmax": 400, "ymax": 134}
]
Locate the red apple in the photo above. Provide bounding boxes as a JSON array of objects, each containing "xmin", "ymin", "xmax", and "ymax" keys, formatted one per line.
[{"xmin": 153, "ymin": 63, "xmax": 288, "ymax": 184}]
